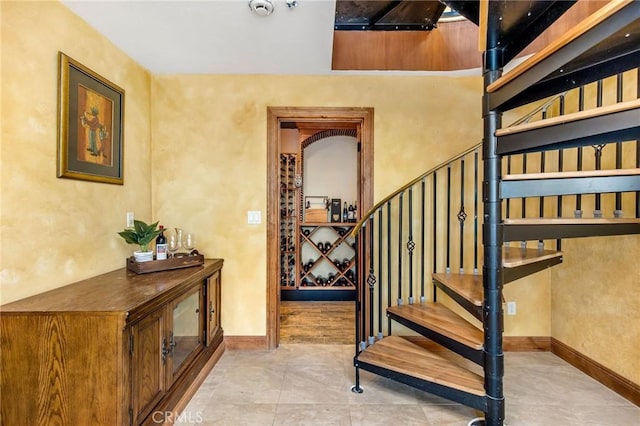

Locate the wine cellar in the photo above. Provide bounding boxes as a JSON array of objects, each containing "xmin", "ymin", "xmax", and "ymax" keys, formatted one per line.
[{"xmin": 278, "ymin": 126, "xmax": 359, "ymax": 301}]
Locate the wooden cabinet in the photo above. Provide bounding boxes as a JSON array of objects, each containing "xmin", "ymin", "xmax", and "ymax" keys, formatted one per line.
[
  {"xmin": 205, "ymin": 270, "xmax": 221, "ymax": 346},
  {"xmin": 0, "ymin": 259, "xmax": 224, "ymax": 426},
  {"xmin": 131, "ymin": 307, "xmax": 167, "ymax": 423}
]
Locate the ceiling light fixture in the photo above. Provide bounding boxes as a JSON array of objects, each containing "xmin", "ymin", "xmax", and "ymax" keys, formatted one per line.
[{"xmin": 249, "ymin": 0, "xmax": 274, "ymax": 17}]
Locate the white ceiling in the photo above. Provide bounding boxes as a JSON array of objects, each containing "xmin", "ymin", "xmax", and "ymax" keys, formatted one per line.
[{"xmin": 62, "ymin": 0, "xmax": 338, "ymax": 75}]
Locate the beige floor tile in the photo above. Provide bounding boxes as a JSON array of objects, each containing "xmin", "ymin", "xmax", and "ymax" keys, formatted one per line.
[
  {"xmin": 176, "ymin": 403, "xmax": 277, "ymax": 426},
  {"xmin": 274, "ymin": 404, "xmax": 351, "ymax": 425},
  {"xmin": 178, "ymin": 343, "xmax": 640, "ymax": 426},
  {"xmin": 350, "ymin": 404, "xmax": 431, "ymax": 425}
]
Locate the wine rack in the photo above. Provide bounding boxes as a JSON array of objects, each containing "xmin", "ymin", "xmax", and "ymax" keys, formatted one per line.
[
  {"xmin": 279, "ymin": 154, "xmax": 297, "ymax": 288},
  {"xmin": 298, "ymin": 224, "xmax": 356, "ymax": 289}
]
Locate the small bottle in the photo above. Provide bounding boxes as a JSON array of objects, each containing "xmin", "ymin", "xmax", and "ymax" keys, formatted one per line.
[{"xmin": 155, "ymin": 225, "xmax": 167, "ymax": 260}]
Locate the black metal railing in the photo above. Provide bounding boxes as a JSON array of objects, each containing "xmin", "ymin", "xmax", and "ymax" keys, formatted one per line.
[{"xmin": 352, "ymin": 68, "xmax": 639, "ymax": 352}]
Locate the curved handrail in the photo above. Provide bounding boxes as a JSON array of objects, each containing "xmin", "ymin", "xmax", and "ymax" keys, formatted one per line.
[
  {"xmin": 351, "ymin": 92, "xmax": 568, "ymax": 238},
  {"xmin": 351, "ymin": 142, "xmax": 482, "ymax": 237},
  {"xmin": 508, "ymin": 92, "xmax": 567, "ymax": 127}
]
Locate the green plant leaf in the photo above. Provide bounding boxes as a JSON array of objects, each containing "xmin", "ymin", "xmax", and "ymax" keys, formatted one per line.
[{"xmin": 118, "ymin": 219, "xmax": 163, "ymax": 252}]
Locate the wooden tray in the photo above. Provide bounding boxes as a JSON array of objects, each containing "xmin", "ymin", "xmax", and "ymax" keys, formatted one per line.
[{"xmin": 126, "ymin": 254, "xmax": 205, "ymax": 274}]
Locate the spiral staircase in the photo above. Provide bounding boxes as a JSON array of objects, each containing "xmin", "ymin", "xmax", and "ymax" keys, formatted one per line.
[{"xmin": 349, "ymin": 2, "xmax": 640, "ymax": 425}]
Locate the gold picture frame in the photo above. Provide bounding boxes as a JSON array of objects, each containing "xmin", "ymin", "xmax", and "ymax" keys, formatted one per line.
[{"xmin": 57, "ymin": 52, "xmax": 125, "ymax": 184}]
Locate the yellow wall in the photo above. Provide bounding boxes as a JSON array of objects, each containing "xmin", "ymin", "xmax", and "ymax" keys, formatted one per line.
[
  {"xmin": 150, "ymin": 74, "xmax": 484, "ymax": 336},
  {"xmin": 0, "ymin": 1, "xmax": 152, "ymax": 304},
  {"xmin": 2, "ymin": 0, "xmax": 637, "ymax": 388},
  {"xmin": 551, "ymin": 236, "xmax": 640, "ymax": 384}
]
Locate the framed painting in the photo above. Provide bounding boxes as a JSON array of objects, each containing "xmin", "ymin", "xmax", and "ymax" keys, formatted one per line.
[{"xmin": 57, "ymin": 52, "xmax": 124, "ymax": 184}]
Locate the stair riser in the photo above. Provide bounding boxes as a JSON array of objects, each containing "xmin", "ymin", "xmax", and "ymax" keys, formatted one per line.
[{"xmin": 501, "ymin": 174, "xmax": 640, "ymax": 198}]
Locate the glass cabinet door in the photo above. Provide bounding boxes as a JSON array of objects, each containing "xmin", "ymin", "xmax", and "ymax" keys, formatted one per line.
[{"xmin": 168, "ymin": 286, "xmax": 203, "ymax": 385}]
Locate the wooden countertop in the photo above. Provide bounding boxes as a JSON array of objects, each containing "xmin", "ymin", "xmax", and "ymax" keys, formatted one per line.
[{"xmin": 0, "ymin": 259, "xmax": 223, "ymax": 321}]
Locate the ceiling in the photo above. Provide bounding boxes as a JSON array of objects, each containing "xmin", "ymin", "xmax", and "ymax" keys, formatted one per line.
[{"xmin": 61, "ymin": 0, "xmax": 459, "ymax": 75}]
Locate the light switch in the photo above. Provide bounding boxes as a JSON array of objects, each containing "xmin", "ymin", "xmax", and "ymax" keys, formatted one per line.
[{"xmin": 247, "ymin": 211, "xmax": 261, "ymax": 224}]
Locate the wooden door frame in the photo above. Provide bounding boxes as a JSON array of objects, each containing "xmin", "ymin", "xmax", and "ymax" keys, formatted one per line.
[{"xmin": 266, "ymin": 106, "xmax": 374, "ymax": 349}]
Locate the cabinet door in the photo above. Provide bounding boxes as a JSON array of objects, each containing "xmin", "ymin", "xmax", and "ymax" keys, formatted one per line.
[
  {"xmin": 166, "ymin": 285, "xmax": 204, "ymax": 388},
  {"xmin": 130, "ymin": 308, "xmax": 166, "ymax": 424},
  {"xmin": 206, "ymin": 270, "xmax": 222, "ymax": 346}
]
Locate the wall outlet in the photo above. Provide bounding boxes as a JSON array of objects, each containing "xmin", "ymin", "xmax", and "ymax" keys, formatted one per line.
[
  {"xmin": 126, "ymin": 212, "xmax": 134, "ymax": 228},
  {"xmin": 507, "ymin": 301, "xmax": 517, "ymax": 316},
  {"xmin": 247, "ymin": 210, "xmax": 261, "ymax": 224}
]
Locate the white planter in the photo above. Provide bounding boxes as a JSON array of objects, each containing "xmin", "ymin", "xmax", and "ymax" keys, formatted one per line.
[{"xmin": 133, "ymin": 250, "xmax": 154, "ymax": 262}]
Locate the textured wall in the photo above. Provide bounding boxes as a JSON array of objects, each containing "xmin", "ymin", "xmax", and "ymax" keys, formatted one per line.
[
  {"xmin": 0, "ymin": 1, "xmax": 152, "ymax": 304},
  {"xmin": 150, "ymin": 73, "xmax": 509, "ymax": 337},
  {"xmin": 551, "ymin": 236, "xmax": 639, "ymax": 384}
]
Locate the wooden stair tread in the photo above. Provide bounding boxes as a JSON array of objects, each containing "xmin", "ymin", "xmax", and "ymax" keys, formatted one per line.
[
  {"xmin": 357, "ymin": 336, "xmax": 485, "ymax": 397},
  {"xmin": 486, "ymin": 0, "xmax": 633, "ymax": 94},
  {"xmin": 434, "ymin": 247, "xmax": 559, "ymax": 299},
  {"xmin": 503, "ymin": 168, "xmax": 640, "ymax": 181},
  {"xmin": 496, "ymin": 99, "xmax": 640, "ymax": 138},
  {"xmin": 502, "ymin": 246, "xmax": 562, "ymax": 268},
  {"xmin": 504, "ymin": 217, "xmax": 640, "ymax": 226},
  {"xmin": 388, "ymin": 303, "xmax": 483, "ymax": 350},
  {"xmin": 432, "ymin": 273, "xmax": 482, "ymax": 307}
]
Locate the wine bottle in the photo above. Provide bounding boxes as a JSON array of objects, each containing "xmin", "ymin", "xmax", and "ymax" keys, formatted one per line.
[
  {"xmin": 342, "ymin": 202, "xmax": 348, "ymax": 222},
  {"xmin": 347, "ymin": 203, "xmax": 354, "ymax": 222},
  {"xmin": 353, "ymin": 201, "xmax": 358, "ymax": 222},
  {"xmin": 155, "ymin": 225, "xmax": 167, "ymax": 260}
]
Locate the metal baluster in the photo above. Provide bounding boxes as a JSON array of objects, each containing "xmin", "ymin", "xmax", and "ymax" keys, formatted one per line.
[
  {"xmin": 505, "ymin": 156, "xmax": 511, "ymax": 219},
  {"xmin": 420, "ymin": 177, "xmax": 426, "ymax": 303},
  {"xmin": 386, "ymin": 201, "xmax": 392, "ymax": 334},
  {"xmin": 446, "ymin": 165, "xmax": 452, "ymax": 273},
  {"xmin": 474, "ymin": 150, "xmax": 479, "ymax": 274},
  {"xmin": 538, "ymin": 109, "xmax": 547, "ymax": 250},
  {"xmin": 593, "ymin": 79, "xmax": 604, "ymax": 218},
  {"xmin": 557, "ymin": 95, "xmax": 565, "ymax": 251},
  {"xmin": 458, "ymin": 158, "xmax": 467, "ymax": 273},
  {"xmin": 397, "ymin": 193, "xmax": 404, "ymax": 305},
  {"xmin": 355, "ymin": 231, "xmax": 365, "ymax": 353},
  {"xmin": 407, "ymin": 188, "xmax": 415, "ymax": 304},
  {"xmin": 377, "ymin": 209, "xmax": 383, "ymax": 339},
  {"xmin": 614, "ymin": 73, "xmax": 623, "ymax": 218},
  {"xmin": 367, "ymin": 216, "xmax": 375, "ymax": 346},
  {"xmin": 576, "ymin": 86, "xmax": 584, "ymax": 218},
  {"xmin": 432, "ymin": 173, "xmax": 438, "ymax": 301},
  {"xmin": 520, "ymin": 153, "xmax": 527, "ymax": 249}
]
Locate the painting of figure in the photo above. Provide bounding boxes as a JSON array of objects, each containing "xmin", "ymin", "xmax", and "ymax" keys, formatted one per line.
[{"xmin": 77, "ymin": 86, "xmax": 113, "ymax": 166}]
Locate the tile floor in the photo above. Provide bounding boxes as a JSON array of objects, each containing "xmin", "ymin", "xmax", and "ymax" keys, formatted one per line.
[{"xmin": 177, "ymin": 344, "xmax": 639, "ymax": 425}]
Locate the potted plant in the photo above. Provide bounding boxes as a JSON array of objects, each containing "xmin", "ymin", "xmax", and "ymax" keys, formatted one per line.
[{"xmin": 118, "ymin": 220, "xmax": 164, "ymax": 262}]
